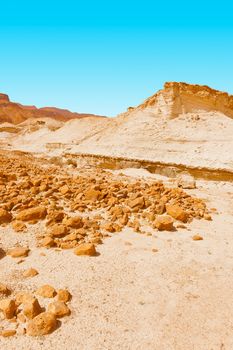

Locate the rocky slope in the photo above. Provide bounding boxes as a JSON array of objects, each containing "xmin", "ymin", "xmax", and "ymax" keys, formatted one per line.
[
  {"xmin": 0, "ymin": 93, "xmax": 106, "ymax": 124},
  {"xmin": 68, "ymin": 82, "xmax": 233, "ymax": 171},
  {"xmin": 1, "ymin": 82, "xmax": 233, "ymax": 172}
]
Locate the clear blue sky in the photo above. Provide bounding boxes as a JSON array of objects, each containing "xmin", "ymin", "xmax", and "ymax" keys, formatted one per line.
[{"xmin": 0, "ymin": 0, "xmax": 233, "ymax": 116}]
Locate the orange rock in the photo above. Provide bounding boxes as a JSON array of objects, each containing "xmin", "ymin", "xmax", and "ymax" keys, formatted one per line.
[
  {"xmin": 192, "ymin": 235, "xmax": 203, "ymax": 241},
  {"xmin": 85, "ymin": 189, "xmax": 101, "ymax": 201},
  {"xmin": 166, "ymin": 204, "xmax": 188, "ymax": 223},
  {"xmin": 57, "ymin": 289, "xmax": 71, "ymax": 303},
  {"xmin": 0, "ymin": 299, "xmax": 17, "ymax": 319},
  {"xmin": 63, "ymin": 216, "xmax": 83, "ymax": 229},
  {"xmin": 7, "ymin": 247, "xmax": 30, "ymax": 258},
  {"xmin": 12, "ymin": 221, "xmax": 27, "ymax": 232},
  {"xmin": 128, "ymin": 196, "xmax": 145, "ymax": 210},
  {"xmin": 47, "ymin": 301, "xmax": 71, "ymax": 318},
  {"xmin": 15, "ymin": 292, "xmax": 35, "ymax": 306},
  {"xmin": 16, "ymin": 206, "xmax": 47, "ymax": 222},
  {"xmin": 23, "ymin": 268, "xmax": 39, "ymax": 278},
  {"xmin": 27, "ymin": 312, "xmax": 57, "ymax": 336},
  {"xmin": 41, "ymin": 236, "xmax": 55, "ymax": 248},
  {"xmin": 59, "ymin": 185, "xmax": 70, "ymax": 195},
  {"xmin": 36, "ymin": 285, "xmax": 56, "ymax": 298},
  {"xmin": 74, "ymin": 243, "xmax": 96, "ymax": 256},
  {"xmin": 48, "ymin": 224, "xmax": 67, "ymax": 238},
  {"xmin": 1, "ymin": 329, "xmax": 16, "ymax": 337},
  {"xmin": 23, "ymin": 298, "xmax": 42, "ymax": 319},
  {"xmin": 154, "ymin": 215, "xmax": 174, "ymax": 231},
  {"xmin": 0, "ymin": 283, "xmax": 11, "ymax": 296},
  {"xmin": 0, "ymin": 208, "xmax": 12, "ymax": 224}
]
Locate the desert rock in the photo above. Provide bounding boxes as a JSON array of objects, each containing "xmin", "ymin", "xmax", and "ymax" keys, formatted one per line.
[
  {"xmin": 23, "ymin": 268, "xmax": 39, "ymax": 278},
  {"xmin": 154, "ymin": 215, "xmax": 174, "ymax": 231},
  {"xmin": 26, "ymin": 312, "xmax": 57, "ymax": 336},
  {"xmin": 0, "ymin": 299, "xmax": 17, "ymax": 319},
  {"xmin": 16, "ymin": 206, "xmax": 47, "ymax": 222},
  {"xmin": 57, "ymin": 289, "xmax": 71, "ymax": 302},
  {"xmin": 36, "ymin": 285, "xmax": 56, "ymax": 298},
  {"xmin": 166, "ymin": 204, "xmax": 188, "ymax": 223},
  {"xmin": 0, "ymin": 208, "xmax": 12, "ymax": 224},
  {"xmin": 23, "ymin": 297, "xmax": 42, "ymax": 319},
  {"xmin": 74, "ymin": 243, "xmax": 96, "ymax": 256},
  {"xmin": 7, "ymin": 247, "xmax": 30, "ymax": 258},
  {"xmin": 47, "ymin": 301, "xmax": 71, "ymax": 318}
]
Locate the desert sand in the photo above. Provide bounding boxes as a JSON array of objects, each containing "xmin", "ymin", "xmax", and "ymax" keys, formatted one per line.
[{"xmin": 0, "ymin": 82, "xmax": 233, "ymax": 349}]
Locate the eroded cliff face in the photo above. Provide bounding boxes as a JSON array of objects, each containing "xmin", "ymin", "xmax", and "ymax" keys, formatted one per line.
[{"xmin": 137, "ymin": 82, "xmax": 233, "ymax": 119}]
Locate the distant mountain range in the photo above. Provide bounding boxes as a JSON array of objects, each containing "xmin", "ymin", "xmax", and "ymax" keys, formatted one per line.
[{"xmin": 0, "ymin": 93, "xmax": 106, "ymax": 124}]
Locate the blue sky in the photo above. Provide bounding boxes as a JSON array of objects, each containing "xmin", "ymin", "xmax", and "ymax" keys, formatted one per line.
[{"xmin": 0, "ymin": 0, "xmax": 233, "ymax": 116}]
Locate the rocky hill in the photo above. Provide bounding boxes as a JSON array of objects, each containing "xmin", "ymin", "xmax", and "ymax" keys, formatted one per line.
[
  {"xmin": 67, "ymin": 82, "xmax": 233, "ymax": 170},
  {"xmin": 1, "ymin": 82, "xmax": 233, "ymax": 172},
  {"xmin": 136, "ymin": 82, "xmax": 233, "ymax": 119},
  {"xmin": 0, "ymin": 93, "xmax": 106, "ymax": 124}
]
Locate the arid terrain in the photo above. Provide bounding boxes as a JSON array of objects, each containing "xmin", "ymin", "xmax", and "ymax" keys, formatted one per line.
[{"xmin": 0, "ymin": 82, "xmax": 233, "ymax": 349}]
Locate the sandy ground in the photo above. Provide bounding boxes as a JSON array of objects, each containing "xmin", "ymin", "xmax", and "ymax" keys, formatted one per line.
[{"xmin": 1, "ymin": 167, "xmax": 233, "ymax": 350}]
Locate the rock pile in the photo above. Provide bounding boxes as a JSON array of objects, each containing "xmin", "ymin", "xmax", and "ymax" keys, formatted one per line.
[
  {"xmin": 0, "ymin": 284, "xmax": 72, "ymax": 337},
  {"xmin": 0, "ymin": 151, "xmax": 210, "ymax": 255}
]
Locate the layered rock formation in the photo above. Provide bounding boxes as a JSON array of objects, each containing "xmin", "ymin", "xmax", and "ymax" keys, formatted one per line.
[
  {"xmin": 136, "ymin": 82, "xmax": 233, "ymax": 119},
  {"xmin": 0, "ymin": 94, "xmax": 106, "ymax": 124},
  {"xmin": 66, "ymin": 82, "xmax": 233, "ymax": 170}
]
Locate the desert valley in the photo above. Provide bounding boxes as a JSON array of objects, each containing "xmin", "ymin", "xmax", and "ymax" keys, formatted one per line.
[{"xmin": 0, "ymin": 82, "xmax": 233, "ymax": 349}]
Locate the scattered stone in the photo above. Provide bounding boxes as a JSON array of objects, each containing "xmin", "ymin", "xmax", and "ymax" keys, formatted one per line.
[
  {"xmin": 128, "ymin": 196, "xmax": 145, "ymax": 210},
  {"xmin": 59, "ymin": 185, "xmax": 70, "ymax": 195},
  {"xmin": 47, "ymin": 301, "xmax": 71, "ymax": 318},
  {"xmin": 85, "ymin": 189, "xmax": 101, "ymax": 201},
  {"xmin": 192, "ymin": 235, "xmax": 203, "ymax": 241},
  {"xmin": 12, "ymin": 221, "xmax": 27, "ymax": 232},
  {"xmin": 176, "ymin": 224, "xmax": 187, "ymax": 229},
  {"xmin": 154, "ymin": 215, "xmax": 174, "ymax": 231},
  {"xmin": 57, "ymin": 289, "xmax": 71, "ymax": 303},
  {"xmin": 36, "ymin": 285, "xmax": 56, "ymax": 298},
  {"xmin": 23, "ymin": 268, "xmax": 39, "ymax": 278},
  {"xmin": 74, "ymin": 243, "xmax": 96, "ymax": 256},
  {"xmin": 63, "ymin": 216, "xmax": 83, "ymax": 229},
  {"xmin": 27, "ymin": 312, "xmax": 57, "ymax": 336},
  {"xmin": 0, "ymin": 283, "xmax": 11, "ymax": 296},
  {"xmin": 7, "ymin": 247, "xmax": 30, "ymax": 258},
  {"xmin": 15, "ymin": 292, "xmax": 35, "ymax": 306},
  {"xmin": 23, "ymin": 298, "xmax": 42, "ymax": 319},
  {"xmin": 0, "ymin": 299, "xmax": 17, "ymax": 319},
  {"xmin": 204, "ymin": 214, "xmax": 212, "ymax": 221},
  {"xmin": 41, "ymin": 236, "xmax": 55, "ymax": 248},
  {"xmin": 16, "ymin": 206, "xmax": 47, "ymax": 222},
  {"xmin": 166, "ymin": 204, "xmax": 188, "ymax": 223},
  {"xmin": 48, "ymin": 224, "xmax": 67, "ymax": 238},
  {"xmin": 1, "ymin": 329, "xmax": 16, "ymax": 337},
  {"xmin": 0, "ymin": 208, "xmax": 12, "ymax": 224}
]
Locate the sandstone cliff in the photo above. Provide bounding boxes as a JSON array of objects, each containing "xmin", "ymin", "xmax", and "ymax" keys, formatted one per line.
[{"xmin": 136, "ymin": 82, "xmax": 233, "ymax": 119}]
